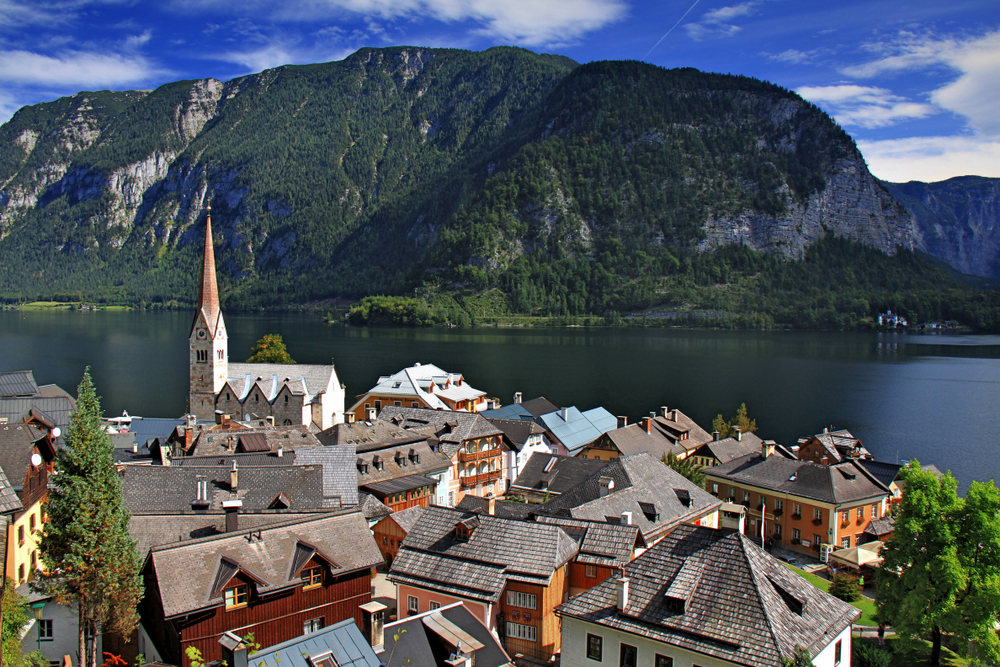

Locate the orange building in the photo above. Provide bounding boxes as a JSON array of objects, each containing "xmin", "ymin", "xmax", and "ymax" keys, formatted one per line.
[
  {"xmin": 347, "ymin": 363, "xmax": 488, "ymax": 422},
  {"xmin": 704, "ymin": 444, "xmax": 891, "ymax": 557}
]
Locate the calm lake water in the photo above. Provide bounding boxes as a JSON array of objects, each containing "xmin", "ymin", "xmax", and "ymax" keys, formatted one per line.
[{"xmin": 2, "ymin": 309, "xmax": 999, "ymax": 491}]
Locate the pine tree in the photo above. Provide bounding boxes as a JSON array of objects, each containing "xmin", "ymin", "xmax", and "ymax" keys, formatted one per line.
[
  {"xmin": 712, "ymin": 403, "xmax": 758, "ymax": 439},
  {"xmin": 36, "ymin": 370, "xmax": 143, "ymax": 667},
  {"xmin": 247, "ymin": 333, "xmax": 296, "ymax": 364}
]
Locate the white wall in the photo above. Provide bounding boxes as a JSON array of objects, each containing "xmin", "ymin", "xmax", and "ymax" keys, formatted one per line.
[
  {"xmin": 812, "ymin": 624, "xmax": 852, "ymax": 667},
  {"xmin": 20, "ymin": 598, "xmax": 101, "ymax": 666}
]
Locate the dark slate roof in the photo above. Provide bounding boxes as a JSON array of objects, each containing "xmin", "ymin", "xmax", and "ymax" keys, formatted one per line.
[
  {"xmin": 864, "ymin": 516, "xmax": 896, "ymax": 537},
  {"xmin": 0, "ymin": 371, "xmax": 39, "ymax": 397},
  {"xmin": 537, "ymin": 453, "xmax": 722, "ymax": 541},
  {"xmin": 375, "ymin": 407, "xmax": 505, "ymax": 457},
  {"xmin": 0, "ymin": 466, "xmax": 22, "ymax": 514},
  {"xmin": 358, "ymin": 493, "xmax": 392, "ymax": 522},
  {"xmin": 557, "ymin": 525, "xmax": 860, "ymax": 667},
  {"xmin": 646, "ymin": 409, "xmax": 715, "ymax": 454},
  {"xmin": 510, "ymin": 452, "xmax": 610, "ymax": 496},
  {"xmin": 389, "ymin": 506, "xmax": 578, "ymax": 602},
  {"xmin": 129, "ymin": 418, "xmax": 185, "ymax": 447},
  {"xmin": 0, "ymin": 422, "xmax": 47, "ymax": 490},
  {"xmin": 122, "ymin": 464, "xmax": 330, "ymax": 513},
  {"xmin": 378, "ymin": 602, "xmax": 513, "ymax": 667},
  {"xmin": 355, "ymin": 441, "xmax": 451, "ymax": 486},
  {"xmin": 362, "ymin": 474, "xmax": 437, "ymax": 496},
  {"xmin": 294, "ymin": 445, "xmax": 359, "ymax": 507},
  {"xmin": 857, "ymin": 460, "xmax": 904, "ymax": 487},
  {"xmin": 319, "ymin": 420, "xmax": 429, "ymax": 452},
  {"xmin": 454, "ymin": 495, "xmax": 536, "ymax": 521},
  {"xmin": 483, "ymin": 418, "xmax": 545, "ymax": 451},
  {"xmin": 479, "ymin": 404, "xmax": 534, "ymax": 421},
  {"xmin": 148, "ymin": 512, "xmax": 381, "ymax": 618},
  {"xmin": 521, "ymin": 397, "xmax": 558, "ymax": 419},
  {"xmin": 186, "ymin": 424, "xmax": 322, "ymax": 457},
  {"xmin": 707, "ymin": 454, "xmax": 891, "ymax": 505},
  {"xmin": 535, "ymin": 516, "xmax": 644, "ymax": 568},
  {"xmin": 695, "ymin": 433, "xmax": 766, "ymax": 464},
  {"xmin": 249, "ymin": 618, "xmax": 380, "ymax": 667},
  {"xmin": 0, "ymin": 396, "xmax": 76, "ymax": 438}
]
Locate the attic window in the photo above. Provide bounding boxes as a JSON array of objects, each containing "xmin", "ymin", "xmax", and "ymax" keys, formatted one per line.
[
  {"xmin": 664, "ymin": 596, "xmax": 686, "ymax": 614},
  {"xmin": 639, "ymin": 501, "xmax": 660, "ymax": 521},
  {"xmin": 604, "ymin": 516, "xmax": 622, "ymax": 525},
  {"xmin": 268, "ymin": 492, "xmax": 291, "ymax": 510},
  {"xmin": 543, "ymin": 457, "xmax": 557, "ymax": 473},
  {"xmin": 455, "ymin": 516, "xmax": 479, "ymax": 542},
  {"xmin": 372, "ymin": 456, "xmax": 383, "ymax": 471},
  {"xmin": 224, "ymin": 584, "xmax": 249, "ymax": 609},
  {"xmin": 673, "ymin": 489, "xmax": 691, "ymax": 508},
  {"xmin": 839, "ymin": 469, "xmax": 857, "ymax": 481},
  {"xmin": 769, "ymin": 577, "xmax": 807, "ymax": 616},
  {"xmin": 357, "ymin": 459, "xmax": 369, "ymax": 475},
  {"xmin": 393, "ymin": 382, "xmax": 402, "ymax": 388},
  {"xmin": 409, "ymin": 449, "xmax": 420, "ymax": 464}
]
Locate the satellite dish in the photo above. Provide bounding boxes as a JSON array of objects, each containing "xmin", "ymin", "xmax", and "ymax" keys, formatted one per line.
[
  {"xmin": 50, "ymin": 427, "xmax": 61, "ymax": 439},
  {"xmin": 31, "ymin": 453, "xmax": 43, "ymax": 467}
]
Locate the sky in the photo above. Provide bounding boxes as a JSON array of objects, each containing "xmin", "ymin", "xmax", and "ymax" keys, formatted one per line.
[{"xmin": 0, "ymin": 0, "xmax": 997, "ymax": 183}]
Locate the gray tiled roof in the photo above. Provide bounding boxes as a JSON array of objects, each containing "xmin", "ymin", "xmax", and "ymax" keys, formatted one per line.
[
  {"xmin": 557, "ymin": 525, "xmax": 860, "ymax": 667},
  {"xmin": 484, "ymin": 418, "xmax": 544, "ymax": 452},
  {"xmin": 355, "ymin": 441, "xmax": 450, "ymax": 486},
  {"xmin": 225, "ymin": 363, "xmax": 338, "ymax": 401},
  {"xmin": 294, "ymin": 445, "xmax": 359, "ymax": 507},
  {"xmin": 597, "ymin": 423, "xmax": 687, "ymax": 460},
  {"xmin": 454, "ymin": 496, "xmax": 536, "ymax": 521},
  {"xmin": 250, "ymin": 618, "xmax": 380, "ymax": 667},
  {"xmin": 707, "ymin": 454, "xmax": 891, "ymax": 505},
  {"xmin": 0, "ymin": 371, "xmax": 39, "ymax": 397},
  {"xmin": 864, "ymin": 516, "xmax": 896, "ymax": 536},
  {"xmin": 695, "ymin": 432, "xmax": 765, "ymax": 463},
  {"xmin": 357, "ymin": 493, "xmax": 392, "ymax": 521},
  {"xmin": 535, "ymin": 516, "xmax": 644, "ymax": 567},
  {"xmin": 857, "ymin": 460, "xmax": 904, "ymax": 488},
  {"xmin": 510, "ymin": 452, "xmax": 609, "ymax": 496},
  {"xmin": 0, "ymin": 465, "xmax": 22, "ymax": 514},
  {"xmin": 186, "ymin": 424, "xmax": 323, "ymax": 457},
  {"xmin": 0, "ymin": 422, "xmax": 47, "ymax": 491},
  {"xmin": 389, "ymin": 506, "xmax": 427, "ymax": 533},
  {"xmin": 128, "ymin": 417, "xmax": 185, "ymax": 447},
  {"xmin": 537, "ymin": 452, "xmax": 722, "ymax": 542},
  {"xmin": 148, "ymin": 511, "xmax": 381, "ymax": 618},
  {"xmin": 0, "ymin": 397, "xmax": 76, "ymax": 438},
  {"xmin": 319, "ymin": 420, "xmax": 428, "ymax": 452},
  {"xmin": 376, "ymin": 407, "xmax": 505, "ymax": 457},
  {"xmin": 362, "ymin": 474, "xmax": 437, "ymax": 496},
  {"xmin": 521, "ymin": 397, "xmax": 558, "ymax": 419},
  {"xmin": 379, "ymin": 602, "xmax": 512, "ymax": 667},
  {"xmin": 388, "ymin": 506, "xmax": 578, "ymax": 601}
]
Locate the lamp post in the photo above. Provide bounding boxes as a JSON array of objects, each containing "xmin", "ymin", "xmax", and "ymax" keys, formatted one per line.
[{"xmin": 31, "ymin": 601, "xmax": 46, "ymax": 652}]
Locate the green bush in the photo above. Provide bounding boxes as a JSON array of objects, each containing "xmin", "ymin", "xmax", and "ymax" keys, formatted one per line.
[
  {"xmin": 829, "ymin": 573, "xmax": 860, "ymax": 602},
  {"xmin": 853, "ymin": 642, "xmax": 891, "ymax": 667}
]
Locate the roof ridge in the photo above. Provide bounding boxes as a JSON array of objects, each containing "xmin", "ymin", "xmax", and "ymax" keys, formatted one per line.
[{"xmin": 735, "ymin": 532, "xmax": 787, "ymax": 664}]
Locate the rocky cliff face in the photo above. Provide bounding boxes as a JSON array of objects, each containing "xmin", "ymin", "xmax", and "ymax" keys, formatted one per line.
[{"xmin": 883, "ymin": 177, "xmax": 1000, "ymax": 280}]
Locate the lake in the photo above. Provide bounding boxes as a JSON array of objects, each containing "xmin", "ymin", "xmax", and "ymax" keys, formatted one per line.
[{"xmin": 2, "ymin": 309, "xmax": 999, "ymax": 491}]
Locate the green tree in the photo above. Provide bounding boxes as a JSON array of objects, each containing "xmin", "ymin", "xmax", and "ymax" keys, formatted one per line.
[
  {"xmin": 711, "ymin": 402, "xmax": 758, "ymax": 439},
  {"xmin": 828, "ymin": 573, "xmax": 860, "ymax": 602},
  {"xmin": 247, "ymin": 334, "xmax": 296, "ymax": 364},
  {"xmin": 663, "ymin": 451, "xmax": 706, "ymax": 487},
  {"xmin": 875, "ymin": 461, "xmax": 1000, "ymax": 666},
  {"xmin": 36, "ymin": 370, "xmax": 143, "ymax": 667},
  {"xmin": 781, "ymin": 645, "xmax": 815, "ymax": 667},
  {"xmin": 2, "ymin": 579, "xmax": 47, "ymax": 667}
]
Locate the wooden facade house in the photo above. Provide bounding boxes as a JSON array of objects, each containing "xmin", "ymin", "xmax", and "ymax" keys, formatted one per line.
[
  {"xmin": 346, "ymin": 363, "xmax": 489, "ymax": 422},
  {"xmin": 533, "ymin": 516, "xmax": 646, "ymax": 597},
  {"xmin": 137, "ymin": 512, "xmax": 382, "ymax": 666},
  {"xmin": 372, "ymin": 506, "xmax": 426, "ymax": 566}
]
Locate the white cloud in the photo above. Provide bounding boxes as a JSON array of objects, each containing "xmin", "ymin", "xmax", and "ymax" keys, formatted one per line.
[
  {"xmin": 842, "ymin": 30, "xmax": 1000, "ymax": 138},
  {"xmin": 764, "ymin": 47, "xmax": 831, "ymax": 65},
  {"xmin": 858, "ymin": 135, "xmax": 1000, "ymax": 183},
  {"xmin": 0, "ymin": 49, "xmax": 165, "ymax": 87},
  {"xmin": 124, "ymin": 30, "xmax": 152, "ymax": 50},
  {"xmin": 797, "ymin": 84, "xmax": 937, "ymax": 129},
  {"xmin": 684, "ymin": 2, "xmax": 755, "ymax": 42},
  {"xmin": 0, "ymin": 89, "xmax": 23, "ymax": 124},
  {"xmin": 702, "ymin": 2, "xmax": 754, "ymax": 22}
]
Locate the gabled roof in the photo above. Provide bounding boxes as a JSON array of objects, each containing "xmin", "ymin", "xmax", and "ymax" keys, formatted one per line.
[
  {"xmin": 361, "ymin": 474, "xmax": 437, "ymax": 497},
  {"xmin": 454, "ymin": 495, "xmax": 536, "ymax": 520},
  {"xmin": 379, "ymin": 602, "xmax": 512, "ymax": 667},
  {"xmin": 0, "ymin": 422, "xmax": 50, "ymax": 490},
  {"xmin": 147, "ymin": 512, "xmax": 381, "ymax": 618},
  {"xmin": 484, "ymin": 418, "xmax": 545, "ymax": 451},
  {"xmin": 480, "ymin": 404, "xmax": 534, "ymax": 421},
  {"xmin": 694, "ymin": 432, "xmax": 766, "ymax": 463},
  {"xmin": 597, "ymin": 423, "xmax": 687, "ymax": 460},
  {"xmin": 249, "ymin": 618, "xmax": 380, "ymax": 667},
  {"xmin": 355, "ymin": 441, "xmax": 451, "ymax": 486},
  {"xmin": 0, "ymin": 395, "xmax": 76, "ymax": 441},
  {"xmin": 856, "ymin": 460, "xmax": 904, "ymax": 488},
  {"xmin": 225, "ymin": 363, "xmax": 338, "ymax": 403},
  {"xmin": 0, "ymin": 371, "xmax": 39, "ymax": 397},
  {"xmin": 537, "ymin": 406, "xmax": 618, "ymax": 454},
  {"xmin": 357, "ymin": 493, "xmax": 392, "ymax": 522},
  {"xmin": 521, "ymin": 397, "xmax": 558, "ymax": 419},
  {"xmin": 535, "ymin": 516, "xmax": 645, "ymax": 568},
  {"xmin": 351, "ymin": 363, "xmax": 486, "ymax": 413},
  {"xmin": 511, "ymin": 452, "xmax": 610, "ymax": 496},
  {"xmin": 707, "ymin": 454, "xmax": 891, "ymax": 505},
  {"xmin": 387, "ymin": 505, "xmax": 427, "ymax": 533},
  {"xmin": 0, "ymin": 465, "xmax": 22, "ymax": 514},
  {"xmin": 557, "ymin": 525, "xmax": 860, "ymax": 667},
  {"xmin": 319, "ymin": 420, "xmax": 429, "ymax": 452},
  {"xmin": 375, "ymin": 407, "xmax": 505, "ymax": 457}
]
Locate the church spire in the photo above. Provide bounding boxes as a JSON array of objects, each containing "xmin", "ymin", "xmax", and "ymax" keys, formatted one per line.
[{"xmin": 197, "ymin": 203, "xmax": 221, "ymax": 331}]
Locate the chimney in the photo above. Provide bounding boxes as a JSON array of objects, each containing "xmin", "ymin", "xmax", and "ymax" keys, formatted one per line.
[
  {"xmin": 186, "ymin": 414, "xmax": 197, "ymax": 429},
  {"xmin": 216, "ymin": 411, "xmax": 224, "ymax": 425},
  {"xmin": 222, "ymin": 499, "xmax": 242, "ymax": 532},
  {"xmin": 230, "ymin": 461, "xmax": 238, "ymax": 490},
  {"xmin": 762, "ymin": 440, "xmax": 776, "ymax": 459},
  {"xmin": 487, "ymin": 497, "xmax": 497, "ymax": 516},
  {"xmin": 713, "ymin": 430, "xmax": 720, "ymax": 442},
  {"xmin": 184, "ymin": 426, "xmax": 194, "ymax": 452},
  {"xmin": 132, "ymin": 441, "xmax": 138, "ymax": 454},
  {"xmin": 366, "ymin": 407, "xmax": 377, "ymax": 421},
  {"xmin": 672, "ymin": 409, "xmax": 679, "ymax": 422},
  {"xmin": 660, "ymin": 406, "xmax": 669, "ymax": 418},
  {"xmin": 514, "ymin": 392, "xmax": 523, "ymax": 404},
  {"xmin": 360, "ymin": 601, "xmax": 387, "ymax": 650},
  {"xmin": 621, "ymin": 511, "xmax": 632, "ymax": 525},
  {"xmin": 617, "ymin": 416, "xmax": 627, "ymax": 428},
  {"xmin": 191, "ymin": 478, "xmax": 210, "ymax": 509},
  {"xmin": 599, "ymin": 476, "xmax": 613, "ymax": 497},
  {"xmin": 735, "ymin": 427, "xmax": 743, "ymax": 441},
  {"xmin": 265, "ymin": 415, "xmax": 275, "ymax": 427},
  {"xmin": 347, "ymin": 412, "xmax": 356, "ymax": 424},
  {"xmin": 222, "ymin": 414, "xmax": 231, "ymax": 427},
  {"xmin": 642, "ymin": 417, "xmax": 652, "ymax": 435},
  {"xmin": 823, "ymin": 426, "xmax": 829, "ymax": 434},
  {"xmin": 561, "ymin": 407, "xmax": 570, "ymax": 421},
  {"xmin": 219, "ymin": 631, "xmax": 249, "ymax": 667},
  {"xmin": 616, "ymin": 577, "xmax": 629, "ymax": 613},
  {"xmin": 276, "ymin": 445, "xmax": 283, "ymax": 458}
]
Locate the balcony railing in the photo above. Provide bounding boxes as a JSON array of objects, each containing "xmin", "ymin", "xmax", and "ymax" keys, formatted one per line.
[
  {"xmin": 459, "ymin": 470, "xmax": 502, "ymax": 487},
  {"xmin": 458, "ymin": 449, "xmax": 502, "ymax": 463}
]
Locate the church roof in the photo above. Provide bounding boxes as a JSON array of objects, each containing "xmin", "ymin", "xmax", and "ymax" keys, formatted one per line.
[
  {"xmin": 193, "ymin": 207, "xmax": 222, "ymax": 335},
  {"xmin": 225, "ymin": 364, "xmax": 338, "ymax": 402}
]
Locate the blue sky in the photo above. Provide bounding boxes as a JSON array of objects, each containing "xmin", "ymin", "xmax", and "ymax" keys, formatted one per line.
[{"xmin": 1, "ymin": 0, "xmax": 997, "ymax": 183}]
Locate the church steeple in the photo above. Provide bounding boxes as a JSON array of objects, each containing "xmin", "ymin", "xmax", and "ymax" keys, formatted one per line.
[{"xmin": 189, "ymin": 203, "xmax": 228, "ymax": 420}]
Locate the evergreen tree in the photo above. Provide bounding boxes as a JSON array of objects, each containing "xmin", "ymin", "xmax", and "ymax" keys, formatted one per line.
[
  {"xmin": 711, "ymin": 403, "xmax": 758, "ymax": 439},
  {"xmin": 247, "ymin": 334, "xmax": 296, "ymax": 364},
  {"xmin": 36, "ymin": 370, "xmax": 143, "ymax": 667},
  {"xmin": 663, "ymin": 451, "xmax": 706, "ymax": 487},
  {"xmin": 875, "ymin": 461, "xmax": 1000, "ymax": 666}
]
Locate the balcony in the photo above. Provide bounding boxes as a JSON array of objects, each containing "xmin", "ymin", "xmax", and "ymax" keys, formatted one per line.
[
  {"xmin": 459, "ymin": 449, "xmax": 502, "ymax": 463},
  {"xmin": 812, "ymin": 518, "xmax": 823, "ymax": 526},
  {"xmin": 791, "ymin": 514, "xmax": 802, "ymax": 521},
  {"xmin": 459, "ymin": 470, "xmax": 502, "ymax": 487}
]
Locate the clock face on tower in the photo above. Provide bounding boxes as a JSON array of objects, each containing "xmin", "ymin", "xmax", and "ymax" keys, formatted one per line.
[{"xmin": 197, "ymin": 329, "xmax": 206, "ymax": 339}]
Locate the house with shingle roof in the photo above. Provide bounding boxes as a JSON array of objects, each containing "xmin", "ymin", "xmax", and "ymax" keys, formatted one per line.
[
  {"xmin": 509, "ymin": 452, "xmax": 610, "ymax": 503},
  {"xmin": 534, "ymin": 516, "xmax": 647, "ymax": 597},
  {"xmin": 535, "ymin": 452, "xmax": 723, "ymax": 545},
  {"xmin": 0, "ymin": 370, "xmax": 75, "ymax": 447},
  {"xmin": 347, "ymin": 363, "xmax": 489, "ymax": 422},
  {"xmin": 705, "ymin": 448, "xmax": 891, "ymax": 557},
  {"xmin": 372, "ymin": 505, "xmax": 426, "ymax": 566},
  {"xmin": 388, "ymin": 506, "xmax": 579, "ymax": 662},
  {"xmin": 687, "ymin": 430, "xmax": 769, "ymax": 469},
  {"xmin": 579, "ymin": 407, "xmax": 714, "ymax": 461},
  {"xmin": 0, "ymin": 421, "xmax": 54, "ymax": 586},
  {"xmin": 485, "ymin": 416, "xmax": 552, "ymax": 485},
  {"xmin": 556, "ymin": 524, "xmax": 859, "ymax": 667},
  {"xmin": 796, "ymin": 427, "xmax": 872, "ymax": 465},
  {"xmin": 137, "ymin": 512, "xmax": 381, "ymax": 667},
  {"xmin": 378, "ymin": 601, "xmax": 514, "ymax": 667},
  {"xmin": 536, "ymin": 406, "xmax": 617, "ymax": 456}
]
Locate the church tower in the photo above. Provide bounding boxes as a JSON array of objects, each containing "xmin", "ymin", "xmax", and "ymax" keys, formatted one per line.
[{"xmin": 189, "ymin": 204, "xmax": 228, "ymax": 420}]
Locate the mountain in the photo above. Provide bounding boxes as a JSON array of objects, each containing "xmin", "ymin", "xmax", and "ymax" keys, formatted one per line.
[
  {"xmin": 882, "ymin": 177, "xmax": 1000, "ymax": 281},
  {"xmin": 0, "ymin": 46, "xmax": 991, "ymax": 328}
]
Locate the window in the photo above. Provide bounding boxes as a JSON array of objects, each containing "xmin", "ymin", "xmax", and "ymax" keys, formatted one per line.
[
  {"xmin": 30, "ymin": 514, "xmax": 36, "ymax": 532},
  {"xmin": 711, "ymin": 482, "xmax": 718, "ymax": 494},
  {"xmin": 394, "ymin": 400, "xmax": 402, "ymax": 406},
  {"xmin": 224, "ymin": 584, "xmax": 249, "ymax": 609},
  {"xmin": 302, "ymin": 618, "xmax": 323, "ymax": 635},
  {"xmin": 506, "ymin": 590, "xmax": 538, "ymax": 609},
  {"xmin": 814, "ymin": 508, "xmax": 823, "ymax": 521},
  {"xmin": 792, "ymin": 528, "xmax": 801, "ymax": 541},
  {"xmin": 743, "ymin": 491, "xmax": 750, "ymax": 503},
  {"xmin": 585, "ymin": 564, "xmax": 598, "ymax": 579},
  {"xmin": 619, "ymin": 643, "xmax": 637, "ymax": 667},
  {"xmin": 18, "ymin": 564, "xmax": 24, "ymax": 582},
  {"xmin": 857, "ymin": 506, "xmax": 865, "ymax": 520},
  {"xmin": 506, "ymin": 622, "xmax": 537, "ymax": 642},
  {"xmin": 814, "ymin": 534, "xmax": 823, "ymax": 547},
  {"xmin": 655, "ymin": 656, "xmax": 674, "ymax": 667},
  {"xmin": 835, "ymin": 639, "xmax": 842, "ymax": 665},
  {"xmin": 842, "ymin": 511, "xmax": 850, "ymax": 523},
  {"xmin": 872, "ymin": 503, "xmax": 880, "ymax": 518},
  {"xmin": 301, "ymin": 566, "xmax": 323, "ymax": 589},
  {"xmin": 31, "ymin": 551, "xmax": 37, "ymax": 570},
  {"xmin": 792, "ymin": 503, "xmax": 802, "ymax": 517},
  {"xmin": 411, "ymin": 402, "xmax": 419, "ymax": 408},
  {"xmin": 374, "ymin": 400, "xmax": 382, "ymax": 410},
  {"xmin": 284, "ymin": 395, "xmax": 289, "ymax": 403},
  {"xmin": 586, "ymin": 634, "xmax": 603, "ymax": 660},
  {"xmin": 38, "ymin": 619, "xmax": 53, "ymax": 641},
  {"xmin": 774, "ymin": 499, "xmax": 783, "ymax": 511},
  {"xmin": 429, "ymin": 601, "xmax": 440, "ymax": 610},
  {"xmin": 408, "ymin": 596, "xmax": 419, "ymax": 613},
  {"xmin": 841, "ymin": 536, "xmax": 851, "ymax": 549},
  {"xmin": 774, "ymin": 524, "xmax": 782, "ymax": 536},
  {"xmin": 18, "ymin": 526, "xmax": 24, "ymax": 545}
]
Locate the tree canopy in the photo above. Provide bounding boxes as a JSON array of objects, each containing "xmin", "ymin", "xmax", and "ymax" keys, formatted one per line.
[
  {"xmin": 36, "ymin": 369, "xmax": 143, "ymax": 667},
  {"xmin": 247, "ymin": 333, "xmax": 295, "ymax": 364},
  {"xmin": 875, "ymin": 461, "xmax": 1000, "ymax": 666},
  {"xmin": 712, "ymin": 402, "xmax": 758, "ymax": 439},
  {"xmin": 663, "ymin": 451, "xmax": 706, "ymax": 487}
]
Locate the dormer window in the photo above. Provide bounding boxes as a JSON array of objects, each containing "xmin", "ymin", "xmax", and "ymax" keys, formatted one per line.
[
  {"xmin": 409, "ymin": 449, "xmax": 420, "ymax": 464},
  {"xmin": 224, "ymin": 584, "xmax": 249, "ymax": 609},
  {"xmin": 373, "ymin": 456, "xmax": 383, "ymax": 471},
  {"xmin": 358, "ymin": 459, "xmax": 369, "ymax": 474},
  {"xmin": 301, "ymin": 566, "xmax": 323, "ymax": 589}
]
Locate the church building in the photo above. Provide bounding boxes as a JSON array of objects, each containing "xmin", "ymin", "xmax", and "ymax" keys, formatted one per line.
[{"xmin": 188, "ymin": 206, "xmax": 345, "ymax": 429}]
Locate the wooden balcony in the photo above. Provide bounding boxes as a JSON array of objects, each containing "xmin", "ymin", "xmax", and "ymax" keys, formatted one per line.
[
  {"xmin": 458, "ymin": 449, "xmax": 502, "ymax": 463},
  {"xmin": 459, "ymin": 470, "xmax": 502, "ymax": 487}
]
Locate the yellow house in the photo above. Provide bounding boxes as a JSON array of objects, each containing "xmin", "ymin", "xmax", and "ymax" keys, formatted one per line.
[{"xmin": 1, "ymin": 423, "xmax": 56, "ymax": 585}]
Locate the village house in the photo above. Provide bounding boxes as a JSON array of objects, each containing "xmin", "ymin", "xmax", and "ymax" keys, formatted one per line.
[
  {"xmin": 388, "ymin": 506, "xmax": 578, "ymax": 663},
  {"xmin": 704, "ymin": 443, "xmax": 892, "ymax": 557},
  {"xmin": 796, "ymin": 427, "xmax": 872, "ymax": 465},
  {"xmin": 556, "ymin": 524, "xmax": 860, "ymax": 667},
  {"xmin": 508, "ymin": 452, "xmax": 610, "ymax": 504},
  {"xmin": 0, "ymin": 370, "xmax": 76, "ymax": 446},
  {"xmin": 536, "ymin": 406, "xmax": 617, "ymax": 456},
  {"xmin": 484, "ymin": 417, "xmax": 551, "ymax": 486},
  {"xmin": 481, "ymin": 393, "xmax": 558, "ymax": 423},
  {"xmin": 578, "ymin": 407, "xmax": 713, "ymax": 461},
  {"xmin": 686, "ymin": 429, "xmax": 767, "ymax": 468},
  {"xmin": 372, "ymin": 505, "xmax": 426, "ymax": 567},
  {"xmin": 347, "ymin": 363, "xmax": 489, "ymax": 421},
  {"xmin": 137, "ymin": 512, "xmax": 381, "ymax": 666},
  {"xmin": 378, "ymin": 601, "xmax": 515, "ymax": 667}
]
